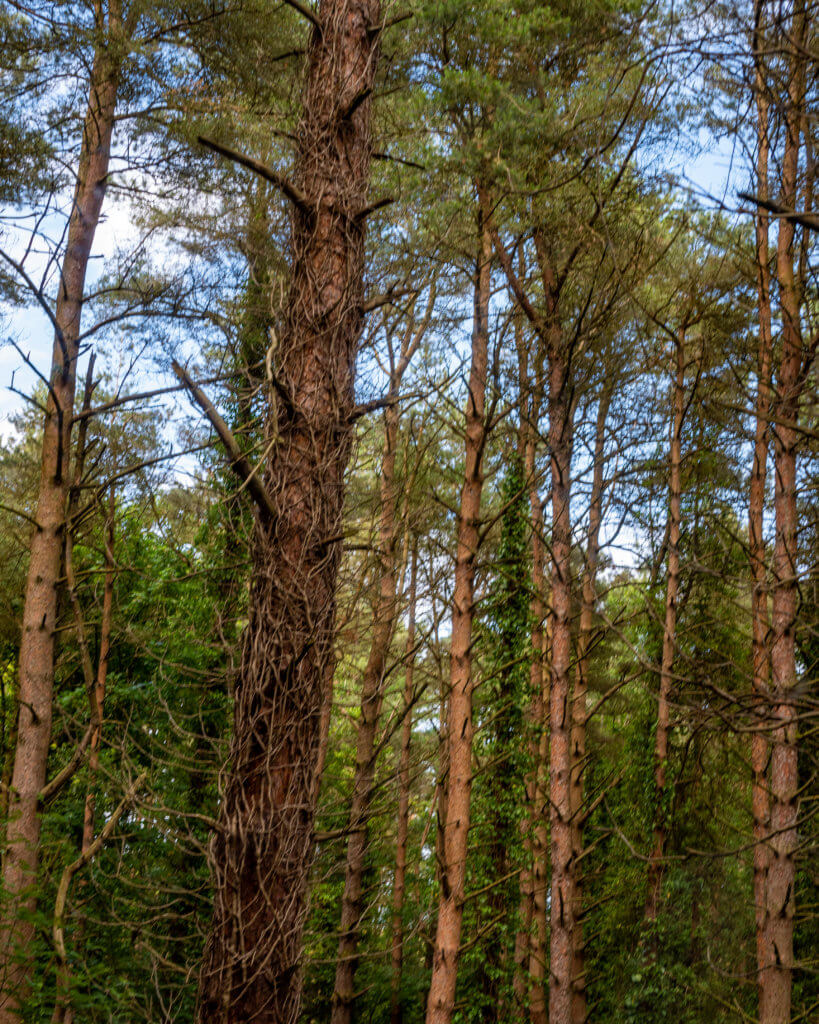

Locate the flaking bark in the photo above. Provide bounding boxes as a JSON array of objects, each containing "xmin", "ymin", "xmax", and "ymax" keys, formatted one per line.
[
  {"xmin": 425, "ymin": 201, "xmax": 491, "ymax": 1024},
  {"xmin": 547, "ymin": 325, "xmax": 576, "ymax": 1024}
]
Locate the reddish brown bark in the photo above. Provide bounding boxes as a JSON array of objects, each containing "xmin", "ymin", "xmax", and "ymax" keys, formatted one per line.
[
  {"xmin": 512, "ymin": 329, "xmax": 548, "ymax": 1022},
  {"xmin": 528, "ymin": 616, "xmax": 550, "ymax": 1024},
  {"xmin": 510, "ymin": 292, "xmax": 535, "ymax": 1014},
  {"xmin": 570, "ymin": 383, "xmax": 611, "ymax": 1024},
  {"xmin": 196, "ymin": 3, "xmax": 381, "ymax": 1020},
  {"xmin": 80, "ymin": 487, "xmax": 115, "ymax": 859},
  {"xmin": 487, "ymin": 219, "xmax": 571, "ymax": 1024},
  {"xmin": 645, "ymin": 329, "xmax": 686, "ymax": 926},
  {"xmin": 425, "ymin": 203, "xmax": 491, "ymax": 1024},
  {"xmin": 749, "ymin": 0, "xmax": 773, "ymax": 1006},
  {"xmin": 547, "ymin": 328, "xmax": 576, "ymax": 1024},
  {"xmin": 331, "ymin": 312, "xmax": 425, "ymax": 1024},
  {"xmin": 0, "ymin": 9, "xmax": 122, "ymax": 1018},
  {"xmin": 390, "ymin": 543, "xmax": 418, "ymax": 1024},
  {"xmin": 527, "ymin": 437, "xmax": 549, "ymax": 1024},
  {"xmin": 761, "ymin": 7, "xmax": 808, "ymax": 1020},
  {"xmin": 54, "ymin": 485, "xmax": 116, "ymax": 1024}
]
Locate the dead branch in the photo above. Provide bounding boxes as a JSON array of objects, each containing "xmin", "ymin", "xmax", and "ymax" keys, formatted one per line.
[{"xmin": 171, "ymin": 361, "xmax": 276, "ymax": 522}]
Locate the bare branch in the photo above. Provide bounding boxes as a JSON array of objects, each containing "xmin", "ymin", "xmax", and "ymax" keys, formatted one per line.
[
  {"xmin": 197, "ymin": 136, "xmax": 313, "ymax": 213},
  {"xmin": 280, "ymin": 0, "xmax": 322, "ymax": 31},
  {"xmin": 738, "ymin": 190, "xmax": 819, "ymax": 233},
  {"xmin": 172, "ymin": 361, "xmax": 277, "ymax": 523}
]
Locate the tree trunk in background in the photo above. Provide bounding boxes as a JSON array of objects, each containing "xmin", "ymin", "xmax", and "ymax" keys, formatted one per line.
[
  {"xmin": 80, "ymin": 488, "xmax": 116, "ymax": 859},
  {"xmin": 512, "ymin": 286, "xmax": 549, "ymax": 1024},
  {"xmin": 196, "ymin": 1, "xmax": 381, "ymax": 1020},
  {"xmin": 645, "ymin": 329, "xmax": 685, "ymax": 926},
  {"xmin": 529, "ymin": 640, "xmax": 549, "ymax": 1024},
  {"xmin": 0, "ymin": 8, "xmax": 122, "ymax": 1018},
  {"xmin": 762, "ymin": 7, "xmax": 807, "ymax": 1020},
  {"xmin": 331, "ymin": 316, "xmax": 423, "ymax": 1024},
  {"xmin": 56, "ymin": 488, "xmax": 116, "ymax": 1024},
  {"xmin": 547, "ymin": 327, "xmax": 576, "ymax": 1024},
  {"xmin": 570, "ymin": 384, "xmax": 611, "ymax": 1024},
  {"xmin": 390, "ymin": 544, "xmax": 418, "ymax": 1024},
  {"xmin": 526, "ymin": 428, "xmax": 549, "ymax": 1024},
  {"xmin": 749, "ymin": 2, "xmax": 773, "ymax": 1007},
  {"xmin": 425, "ymin": 201, "xmax": 491, "ymax": 1024}
]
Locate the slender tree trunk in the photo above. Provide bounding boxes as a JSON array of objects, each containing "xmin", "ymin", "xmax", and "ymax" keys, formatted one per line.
[
  {"xmin": 196, "ymin": 3, "xmax": 380, "ymax": 1020},
  {"xmin": 331, "ymin": 336, "xmax": 418, "ymax": 1024},
  {"xmin": 390, "ymin": 543, "xmax": 418, "ymax": 1024},
  {"xmin": 512, "ymin": 296, "xmax": 548, "ymax": 1024},
  {"xmin": 526, "ymin": 444, "xmax": 549, "ymax": 1024},
  {"xmin": 761, "ymin": 8, "xmax": 807, "ymax": 1020},
  {"xmin": 55, "ymin": 487, "xmax": 116, "ymax": 1024},
  {"xmin": 645, "ymin": 329, "xmax": 686, "ymax": 926},
  {"xmin": 570, "ymin": 384, "xmax": 611, "ymax": 1024},
  {"xmin": 529, "ymin": 644, "xmax": 550, "ymax": 1024},
  {"xmin": 0, "ymin": 11, "xmax": 122, "ymax": 1018},
  {"xmin": 547, "ymin": 329, "xmax": 576, "ymax": 1024},
  {"xmin": 425, "ymin": 201, "xmax": 491, "ymax": 1024},
  {"xmin": 81, "ymin": 488, "xmax": 115, "ymax": 857},
  {"xmin": 750, "ymin": 2, "xmax": 773, "ymax": 1006}
]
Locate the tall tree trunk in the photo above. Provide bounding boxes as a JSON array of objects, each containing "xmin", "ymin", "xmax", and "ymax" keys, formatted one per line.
[
  {"xmin": 750, "ymin": 0, "xmax": 773, "ymax": 1006},
  {"xmin": 390, "ymin": 543, "xmax": 418, "ymax": 1024},
  {"xmin": 570, "ymin": 384, "xmax": 611, "ymax": 1024},
  {"xmin": 0, "ymin": 10, "xmax": 122, "ymax": 1018},
  {"xmin": 761, "ymin": 6, "xmax": 807, "ymax": 1020},
  {"xmin": 80, "ymin": 487, "xmax": 116, "ymax": 859},
  {"xmin": 425, "ymin": 201, "xmax": 491, "ymax": 1024},
  {"xmin": 331, "ymin": 312, "xmax": 423, "ymax": 1024},
  {"xmin": 55, "ymin": 486, "xmax": 116, "ymax": 1024},
  {"xmin": 526, "ymin": 437, "xmax": 549, "ymax": 1024},
  {"xmin": 196, "ymin": 2, "xmax": 381, "ymax": 1020},
  {"xmin": 645, "ymin": 329, "xmax": 686, "ymax": 926},
  {"xmin": 529, "ymin": 643, "xmax": 549, "ymax": 1024},
  {"xmin": 547, "ymin": 329, "xmax": 576, "ymax": 1024},
  {"xmin": 511, "ymin": 291, "xmax": 549, "ymax": 1024}
]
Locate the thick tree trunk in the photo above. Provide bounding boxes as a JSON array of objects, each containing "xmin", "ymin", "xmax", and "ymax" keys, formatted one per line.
[
  {"xmin": 645, "ymin": 329, "xmax": 685, "ymax": 926},
  {"xmin": 0, "ymin": 12, "xmax": 122, "ymax": 1018},
  {"xmin": 750, "ymin": 3, "xmax": 773, "ymax": 1006},
  {"xmin": 331, "ymin": 330, "xmax": 419, "ymax": 1024},
  {"xmin": 196, "ymin": 3, "xmax": 380, "ymax": 1020},
  {"xmin": 390, "ymin": 544, "xmax": 418, "ymax": 1024},
  {"xmin": 761, "ymin": 8, "xmax": 807, "ymax": 1019},
  {"xmin": 425, "ymin": 203, "xmax": 491, "ymax": 1024},
  {"xmin": 547, "ymin": 332, "xmax": 576, "ymax": 1024},
  {"xmin": 570, "ymin": 384, "xmax": 611, "ymax": 1024}
]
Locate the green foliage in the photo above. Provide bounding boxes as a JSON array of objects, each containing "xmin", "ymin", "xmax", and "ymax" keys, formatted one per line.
[{"xmin": 456, "ymin": 453, "xmax": 531, "ymax": 1024}]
